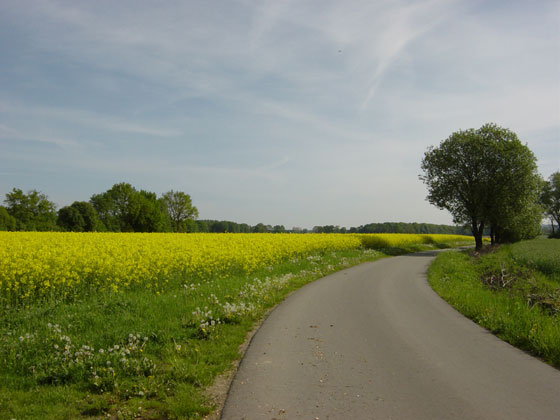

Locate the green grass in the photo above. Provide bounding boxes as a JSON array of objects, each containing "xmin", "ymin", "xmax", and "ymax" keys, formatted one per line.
[
  {"xmin": 428, "ymin": 238, "xmax": 560, "ymax": 368},
  {"xmin": 510, "ymin": 237, "xmax": 560, "ymax": 280}
]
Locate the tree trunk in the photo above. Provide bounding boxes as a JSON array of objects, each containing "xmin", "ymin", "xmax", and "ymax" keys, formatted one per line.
[
  {"xmin": 472, "ymin": 220, "xmax": 484, "ymax": 251},
  {"xmin": 474, "ymin": 233, "xmax": 483, "ymax": 250}
]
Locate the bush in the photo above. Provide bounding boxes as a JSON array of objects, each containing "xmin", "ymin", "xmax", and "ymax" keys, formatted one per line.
[{"xmin": 0, "ymin": 206, "xmax": 17, "ymax": 231}]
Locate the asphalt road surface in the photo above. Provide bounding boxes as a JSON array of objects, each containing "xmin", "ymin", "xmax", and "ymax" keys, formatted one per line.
[{"xmin": 221, "ymin": 251, "xmax": 560, "ymax": 420}]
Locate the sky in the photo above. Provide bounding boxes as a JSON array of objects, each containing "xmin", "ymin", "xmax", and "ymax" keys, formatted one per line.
[{"xmin": 1, "ymin": 0, "xmax": 559, "ymax": 229}]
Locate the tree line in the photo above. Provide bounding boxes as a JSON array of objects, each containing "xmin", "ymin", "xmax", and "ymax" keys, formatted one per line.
[
  {"xmin": 0, "ymin": 184, "xmax": 477, "ymax": 235},
  {"xmin": 0, "ymin": 182, "xmax": 198, "ymax": 233},
  {"xmin": 0, "ymin": 182, "xmax": 486, "ymax": 234}
]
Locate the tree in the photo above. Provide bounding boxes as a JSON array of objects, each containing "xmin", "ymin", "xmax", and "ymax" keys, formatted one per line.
[
  {"xmin": 239, "ymin": 223, "xmax": 251, "ymax": 233},
  {"xmin": 541, "ymin": 171, "xmax": 560, "ymax": 237},
  {"xmin": 210, "ymin": 221, "xmax": 230, "ymax": 233},
  {"xmin": 58, "ymin": 201, "xmax": 103, "ymax": 232},
  {"xmin": 161, "ymin": 190, "xmax": 199, "ymax": 232},
  {"xmin": 90, "ymin": 183, "xmax": 137, "ymax": 232},
  {"xmin": 57, "ymin": 205, "xmax": 84, "ymax": 232},
  {"xmin": 90, "ymin": 183, "xmax": 169, "ymax": 232},
  {"xmin": 497, "ymin": 201, "xmax": 543, "ymax": 243},
  {"xmin": 476, "ymin": 124, "xmax": 543, "ymax": 244},
  {"xmin": 128, "ymin": 190, "xmax": 170, "ymax": 232},
  {"xmin": 195, "ymin": 220, "xmax": 210, "ymax": 232},
  {"xmin": 273, "ymin": 225, "xmax": 286, "ymax": 233},
  {"xmin": 420, "ymin": 123, "xmax": 541, "ymax": 250},
  {"xmin": 0, "ymin": 206, "xmax": 17, "ymax": 231},
  {"xmin": 252, "ymin": 223, "xmax": 267, "ymax": 233},
  {"xmin": 4, "ymin": 188, "xmax": 57, "ymax": 231}
]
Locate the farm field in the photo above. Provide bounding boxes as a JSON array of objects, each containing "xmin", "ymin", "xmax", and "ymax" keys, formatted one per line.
[
  {"xmin": 0, "ymin": 232, "xmax": 473, "ymax": 419},
  {"xmin": 429, "ymin": 237, "xmax": 560, "ymax": 369},
  {"xmin": 510, "ymin": 238, "xmax": 560, "ymax": 280},
  {"xmin": 0, "ymin": 232, "xmax": 471, "ymax": 306}
]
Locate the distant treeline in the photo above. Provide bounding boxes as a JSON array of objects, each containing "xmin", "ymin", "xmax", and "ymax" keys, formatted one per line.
[
  {"xmin": 189, "ymin": 221, "xmax": 472, "ymax": 235},
  {"xmin": 194, "ymin": 220, "xmax": 287, "ymax": 233},
  {"xmin": 0, "ymin": 182, "xmax": 472, "ymax": 235},
  {"xmin": 312, "ymin": 222, "xmax": 472, "ymax": 235}
]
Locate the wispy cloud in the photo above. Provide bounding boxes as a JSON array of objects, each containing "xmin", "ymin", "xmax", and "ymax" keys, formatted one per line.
[
  {"xmin": 0, "ymin": 124, "xmax": 80, "ymax": 148},
  {"xmin": 0, "ymin": 102, "xmax": 180, "ymax": 137},
  {"xmin": 357, "ymin": 0, "xmax": 464, "ymax": 108}
]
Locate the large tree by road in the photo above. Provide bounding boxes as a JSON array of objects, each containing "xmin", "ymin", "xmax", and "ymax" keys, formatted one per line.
[{"xmin": 420, "ymin": 123, "xmax": 542, "ymax": 250}]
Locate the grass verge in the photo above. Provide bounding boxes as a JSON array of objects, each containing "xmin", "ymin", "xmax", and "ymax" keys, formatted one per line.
[{"xmin": 428, "ymin": 238, "xmax": 560, "ymax": 369}]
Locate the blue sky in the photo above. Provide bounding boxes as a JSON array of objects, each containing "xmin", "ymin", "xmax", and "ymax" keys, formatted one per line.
[{"xmin": 1, "ymin": 0, "xmax": 559, "ymax": 229}]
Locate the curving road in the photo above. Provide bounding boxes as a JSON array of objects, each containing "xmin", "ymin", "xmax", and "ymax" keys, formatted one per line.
[{"xmin": 221, "ymin": 251, "xmax": 560, "ymax": 420}]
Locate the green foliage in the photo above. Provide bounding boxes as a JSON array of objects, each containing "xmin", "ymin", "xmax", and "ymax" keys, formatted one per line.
[
  {"xmin": 193, "ymin": 220, "xmax": 252, "ymax": 233},
  {"xmin": 90, "ymin": 182, "xmax": 137, "ymax": 232},
  {"xmin": 2, "ymin": 183, "xmax": 205, "ymax": 234},
  {"xmin": 477, "ymin": 124, "xmax": 543, "ymax": 243},
  {"xmin": 313, "ymin": 225, "xmax": 339, "ymax": 233},
  {"xmin": 0, "ymin": 206, "xmax": 17, "ymax": 231},
  {"xmin": 161, "ymin": 190, "xmax": 199, "ymax": 232},
  {"xmin": 129, "ymin": 190, "xmax": 170, "ymax": 233},
  {"xmin": 429, "ymin": 241, "xmax": 560, "ymax": 368},
  {"xmin": 251, "ymin": 223, "xmax": 268, "ymax": 233},
  {"xmin": 273, "ymin": 224, "xmax": 286, "ymax": 233},
  {"xmin": 421, "ymin": 123, "xmax": 542, "ymax": 249},
  {"xmin": 541, "ymin": 171, "xmax": 560, "ymax": 236},
  {"xmin": 90, "ymin": 183, "xmax": 170, "ymax": 233},
  {"xmin": 57, "ymin": 201, "xmax": 103, "ymax": 232},
  {"xmin": 496, "ymin": 201, "xmax": 543, "ymax": 243},
  {"xmin": 57, "ymin": 205, "xmax": 83, "ymax": 232},
  {"xmin": 4, "ymin": 188, "xmax": 58, "ymax": 231}
]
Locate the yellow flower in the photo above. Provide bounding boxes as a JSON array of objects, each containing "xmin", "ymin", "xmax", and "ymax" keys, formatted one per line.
[{"xmin": 0, "ymin": 232, "xmax": 472, "ymax": 304}]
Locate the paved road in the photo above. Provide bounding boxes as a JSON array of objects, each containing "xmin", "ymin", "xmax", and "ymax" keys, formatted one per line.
[{"xmin": 221, "ymin": 251, "xmax": 560, "ymax": 420}]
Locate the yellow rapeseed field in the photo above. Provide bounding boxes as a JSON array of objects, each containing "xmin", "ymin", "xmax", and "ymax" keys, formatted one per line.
[{"xmin": 0, "ymin": 232, "xmax": 472, "ymax": 304}]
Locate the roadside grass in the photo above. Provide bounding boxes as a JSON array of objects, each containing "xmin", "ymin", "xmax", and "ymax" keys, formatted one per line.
[
  {"xmin": 1, "ymin": 238, "xmax": 473, "ymax": 420},
  {"xmin": 428, "ymin": 238, "xmax": 560, "ymax": 369}
]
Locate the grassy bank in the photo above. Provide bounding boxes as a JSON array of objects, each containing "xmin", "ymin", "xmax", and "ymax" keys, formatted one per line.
[
  {"xmin": 0, "ymin": 234, "xmax": 473, "ymax": 419},
  {"xmin": 428, "ymin": 238, "xmax": 560, "ymax": 368}
]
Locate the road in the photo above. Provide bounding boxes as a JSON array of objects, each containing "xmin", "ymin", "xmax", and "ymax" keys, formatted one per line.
[{"xmin": 220, "ymin": 251, "xmax": 560, "ymax": 420}]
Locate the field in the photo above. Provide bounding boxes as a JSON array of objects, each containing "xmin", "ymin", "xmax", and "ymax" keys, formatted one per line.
[
  {"xmin": 429, "ymin": 237, "xmax": 560, "ymax": 369},
  {"xmin": 510, "ymin": 238, "xmax": 560, "ymax": 279},
  {"xmin": 0, "ymin": 232, "xmax": 471, "ymax": 306},
  {"xmin": 0, "ymin": 232, "xmax": 473, "ymax": 419}
]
